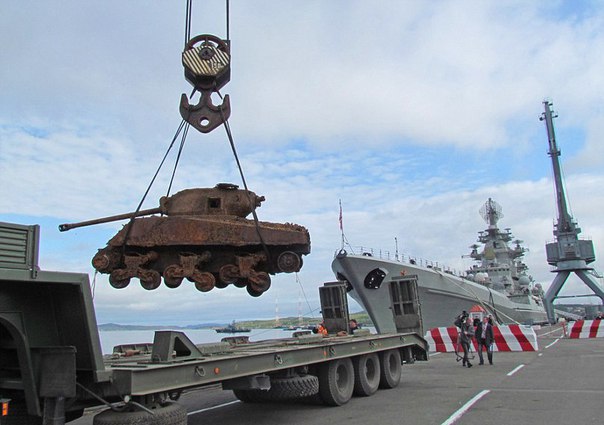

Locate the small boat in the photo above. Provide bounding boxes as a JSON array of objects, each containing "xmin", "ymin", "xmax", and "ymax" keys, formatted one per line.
[{"xmin": 215, "ymin": 321, "xmax": 251, "ymax": 333}]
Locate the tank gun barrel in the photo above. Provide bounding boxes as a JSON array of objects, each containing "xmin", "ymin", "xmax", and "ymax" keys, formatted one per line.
[{"xmin": 58, "ymin": 207, "xmax": 162, "ymax": 232}]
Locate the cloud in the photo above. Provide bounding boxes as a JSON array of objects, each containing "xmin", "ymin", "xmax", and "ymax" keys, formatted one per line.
[{"xmin": 2, "ymin": 1, "xmax": 604, "ymax": 324}]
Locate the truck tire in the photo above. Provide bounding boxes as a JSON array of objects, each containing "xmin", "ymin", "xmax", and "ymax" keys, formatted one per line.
[
  {"xmin": 92, "ymin": 402, "xmax": 187, "ymax": 425},
  {"xmin": 318, "ymin": 358, "xmax": 355, "ymax": 406},
  {"xmin": 233, "ymin": 374, "xmax": 319, "ymax": 402},
  {"xmin": 379, "ymin": 349, "xmax": 402, "ymax": 389},
  {"xmin": 353, "ymin": 353, "xmax": 381, "ymax": 396}
]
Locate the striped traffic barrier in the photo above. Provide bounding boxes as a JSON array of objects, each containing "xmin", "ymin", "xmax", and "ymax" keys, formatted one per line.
[
  {"xmin": 425, "ymin": 324, "xmax": 538, "ymax": 352},
  {"xmin": 566, "ymin": 320, "xmax": 604, "ymax": 338}
]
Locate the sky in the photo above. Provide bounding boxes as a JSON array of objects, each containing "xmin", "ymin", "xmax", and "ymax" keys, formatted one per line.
[{"xmin": 1, "ymin": 0, "xmax": 604, "ymax": 326}]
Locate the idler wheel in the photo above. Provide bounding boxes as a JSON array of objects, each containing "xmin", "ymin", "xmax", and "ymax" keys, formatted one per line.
[
  {"xmin": 248, "ymin": 272, "xmax": 271, "ymax": 295},
  {"xmin": 163, "ymin": 265, "xmax": 183, "ymax": 288},
  {"xmin": 193, "ymin": 271, "xmax": 216, "ymax": 292},
  {"xmin": 92, "ymin": 253, "xmax": 111, "ymax": 272},
  {"xmin": 277, "ymin": 251, "xmax": 302, "ymax": 273},
  {"xmin": 219, "ymin": 264, "xmax": 239, "ymax": 285},
  {"xmin": 139, "ymin": 269, "xmax": 161, "ymax": 290},
  {"xmin": 109, "ymin": 270, "xmax": 131, "ymax": 289}
]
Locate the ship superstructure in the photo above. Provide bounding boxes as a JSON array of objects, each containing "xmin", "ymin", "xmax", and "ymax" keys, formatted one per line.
[{"xmin": 466, "ymin": 198, "xmax": 543, "ymax": 301}]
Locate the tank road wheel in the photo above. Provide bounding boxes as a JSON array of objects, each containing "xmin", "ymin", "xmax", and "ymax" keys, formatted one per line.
[
  {"xmin": 232, "ymin": 278, "xmax": 248, "ymax": 288},
  {"xmin": 246, "ymin": 285, "xmax": 263, "ymax": 297},
  {"xmin": 214, "ymin": 273, "xmax": 228, "ymax": 289},
  {"xmin": 379, "ymin": 349, "xmax": 402, "ymax": 389},
  {"xmin": 246, "ymin": 272, "xmax": 271, "ymax": 297},
  {"xmin": 193, "ymin": 271, "xmax": 216, "ymax": 292},
  {"xmin": 353, "ymin": 353, "xmax": 381, "ymax": 396},
  {"xmin": 249, "ymin": 272, "xmax": 271, "ymax": 292},
  {"xmin": 109, "ymin": 270, "xmax": 131, "ymax": 289},
  {"xmin": 163, "ymin": 265, "xmax": 183, "ymax": 288},
  {"xmin": 277, "ymin": 251, "xmax": 302, "ymax": 273},
  {"xmin": 139, "ymin": 269, "xmax": 162, "ymax": 290},
  {"xmin": 219, "ymin": 264, "xmax": 239, "ymax": 285},
  {"xmin": 318, "ymin": 358, "xmax": 355, "ymax": 406},
  {"xmin": 93, "ymin": 402, "xmax": 187, "ymax": 425}
]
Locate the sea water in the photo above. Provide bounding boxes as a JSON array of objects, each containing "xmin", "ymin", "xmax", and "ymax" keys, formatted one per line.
[{"xmin": 98, "ymin": 328, "xmax": 299, "ymax": 354}]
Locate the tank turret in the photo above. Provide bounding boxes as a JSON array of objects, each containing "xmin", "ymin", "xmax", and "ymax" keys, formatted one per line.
[{"xmin": 59, "ymin": 183, "xmax": 310, "ymax": 296}]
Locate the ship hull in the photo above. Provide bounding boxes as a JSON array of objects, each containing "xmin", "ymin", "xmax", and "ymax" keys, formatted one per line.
[{"xmin": 332, "ymin": 252, "xmax": 548, "ymax": 333}]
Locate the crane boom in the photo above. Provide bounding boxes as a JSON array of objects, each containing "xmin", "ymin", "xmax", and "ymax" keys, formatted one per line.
[{"xmin": 540, "ymin": 101, "xmax": 574, "ymax": 234}]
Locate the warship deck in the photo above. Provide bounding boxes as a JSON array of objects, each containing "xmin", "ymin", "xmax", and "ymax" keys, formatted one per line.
[{"xmin": 71, "ymin": 325, "xmax": 601, "ymax": 425}]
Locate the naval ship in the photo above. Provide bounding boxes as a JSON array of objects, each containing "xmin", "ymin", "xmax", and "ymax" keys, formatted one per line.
[{"xmin": 332, "ymin": 198, "xmax": 549, "ymax": 332}]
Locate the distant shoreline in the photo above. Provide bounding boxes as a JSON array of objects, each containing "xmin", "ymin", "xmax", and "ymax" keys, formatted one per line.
[{"xmin": 98, "ymin": 312, "xmax": 371, "ymax": 331}]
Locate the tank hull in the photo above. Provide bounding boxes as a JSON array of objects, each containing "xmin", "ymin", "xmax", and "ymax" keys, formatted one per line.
[{"xmin": 93, "ymin": 215, "xmax": 310, "ymax": 295}]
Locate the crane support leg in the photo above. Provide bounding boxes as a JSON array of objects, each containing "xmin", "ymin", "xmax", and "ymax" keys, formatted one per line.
[
  {"xmin": 544, "ymin": 271, "xmax": 570, "ymax": 324},
  {"xmin": 575, "ymin": 270, "xmax": 604, "ymax": 303}
]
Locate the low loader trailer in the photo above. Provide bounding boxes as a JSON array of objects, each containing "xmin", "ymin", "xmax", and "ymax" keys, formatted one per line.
[{"xmin": 0, "ymin": 222, "xmax": 428, "ymax": 425}]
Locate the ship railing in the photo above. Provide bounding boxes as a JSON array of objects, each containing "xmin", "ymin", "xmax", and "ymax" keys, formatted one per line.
[{"xmin": 337, "ymin": 245, "xmax": 466, "ymax": 278}]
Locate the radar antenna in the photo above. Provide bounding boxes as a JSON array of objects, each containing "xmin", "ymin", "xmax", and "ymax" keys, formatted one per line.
[
  {"xmin": 540, "ymin": 100, "xmax": 604, "ymax": 323},
  {"xmin": 479, "ymin": 198, "xmax": 503, "ymax": 227}
]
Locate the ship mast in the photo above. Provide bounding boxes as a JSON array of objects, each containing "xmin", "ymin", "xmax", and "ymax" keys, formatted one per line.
[{"xmin": 540, "ymin": 100, "xmax": 604, "ymax": 323}]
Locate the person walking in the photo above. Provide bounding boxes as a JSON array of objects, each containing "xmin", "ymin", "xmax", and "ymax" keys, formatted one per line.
[
  {"xmin": 476, "ymin": 315, "xmax": 494, "ymax": 365},
  {"xmin": 459, "ymin": 316, "xmax": 475, "ymax": 368}
]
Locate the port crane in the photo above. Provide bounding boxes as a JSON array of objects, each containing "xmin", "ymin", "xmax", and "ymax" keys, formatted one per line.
[{"xmin": 540, "ymin": 100, "xmax": 604, "ymax": 323}]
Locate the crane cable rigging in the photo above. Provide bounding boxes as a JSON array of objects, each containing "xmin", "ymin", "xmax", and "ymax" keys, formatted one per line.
[{"xmin": 123, "ymin": 0, "xmax": 271, "ymax": 270}]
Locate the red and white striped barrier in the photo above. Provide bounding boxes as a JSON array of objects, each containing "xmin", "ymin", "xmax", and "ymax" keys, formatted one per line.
[
  {"xmin": 566, "ymin": 320, "xmax": 604, "ymax": 338},
  {"xmin": 425, "ymin": 324, "xmax": 538, "ymax": 352}
]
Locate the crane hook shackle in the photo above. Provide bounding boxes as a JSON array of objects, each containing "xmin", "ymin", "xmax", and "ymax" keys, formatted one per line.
[{"xmin": 180, "ymin": 34, "xmax": 231, "ymax": 133}]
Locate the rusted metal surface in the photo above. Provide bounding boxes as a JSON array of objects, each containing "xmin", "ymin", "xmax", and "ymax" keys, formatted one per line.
[
  {"xmin": 180, "ymin": 34, "xmax": 231, "ymax": 133},
  {"xmin": 61, "ymin": 184, "xmax": 310, "ymax": 296}
]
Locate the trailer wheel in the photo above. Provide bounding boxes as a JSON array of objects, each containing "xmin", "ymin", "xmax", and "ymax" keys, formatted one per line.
[
  {"xmin": 233, "ymin": 374, "xmax": 319, "ymax": 402},
  {"xmin": 379, "ymin": 349, "xmax": 402, "ymax": 389},
  {"xmin": 318, "ymin": 358, "xmax": 355, "ymax": 406},
  {"xmin": 266, "ymin": 375, "xmax": 319, "ymax": 400},
  {"xmin": 92, "ymin": 402, "xmax": 186, "ymax": 425},
  {"xmin": 353, "ymin": 353, "xmax": 381, "ymax": 396}
]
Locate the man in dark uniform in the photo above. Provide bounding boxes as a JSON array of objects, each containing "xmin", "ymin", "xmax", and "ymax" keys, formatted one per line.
[
  {"xmin": 459, "ymin": 316, "xmax": 475, "ymax": 368},
  {"xmin": 476, "ymin": 315, "xmax": 494, "ymax": 365}
]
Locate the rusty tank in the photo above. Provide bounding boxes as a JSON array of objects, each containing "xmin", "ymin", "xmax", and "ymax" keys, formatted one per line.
[{"xmin": 59, "ymin": 183, "xmax": 310, "ymax": 296}]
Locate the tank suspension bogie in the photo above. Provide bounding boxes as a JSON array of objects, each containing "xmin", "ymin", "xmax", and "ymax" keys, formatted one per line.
[
  {"xmin": 106, "ymin": 251, "xmax": 159, "ymax": 290},
  {"xmin": 162, "ymin": 251, "xmax": 212, "ymax": 289},
  {"xmin": 217, "ymin": 254, "xmax": 272, "ymax": 295},
  {"xmin": 219, "ymin": 264, "xmax": 240, "ymax": 285},
  {"xmin": 132, "ymin": 252, "xmax": 161, "ymax": 290}
]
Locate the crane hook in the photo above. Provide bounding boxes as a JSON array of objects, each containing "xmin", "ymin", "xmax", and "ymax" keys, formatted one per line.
[{"xmin": 180, "ymin": 34, "xmax": 231, "ymax": 133}]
